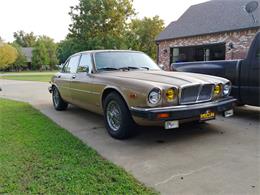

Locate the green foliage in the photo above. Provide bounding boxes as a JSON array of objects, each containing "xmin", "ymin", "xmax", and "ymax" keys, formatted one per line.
[
  {"xmin": 0, "ymin": 42, "xmax": 18, "ymax": 69},
  {"xmin": 57, "ymin": 1, "xmax": 164, "ymax": 62},
  {"xmin": 32, "ymin": 38, "xmax": 48, "ymax": 70},
  {"xmin": 68, "ymin": 0, "xmax": 135, "ymax": 50},
  {"xmin": 57, "ymin": 38, "xmax": 79, "ymax": 63},
  {"xmin": 13, "ymin": 30, "xmax": 37, "ymax": 47},
  {"xmin": 32, "ymin": 36, "xmax": 59, "ymax": 70},
  {"xmin": 0, "ymin": 98, "xmax": 157, "ymax": 194},
  {"xmin": 11, "ymin": 43, "xmax": 27, "ymax": 70},
  {"xmin": 127, "ymin": 16, "xmax": 164, "ymax": 59}
]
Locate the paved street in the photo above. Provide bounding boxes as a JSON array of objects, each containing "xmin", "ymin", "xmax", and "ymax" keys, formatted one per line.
[{"xmin": 0, "ymin": 79, "xmax": 259, "ymax": 195}]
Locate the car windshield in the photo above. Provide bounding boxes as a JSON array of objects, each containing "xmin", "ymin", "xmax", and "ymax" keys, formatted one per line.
[{"xmin": 94, "ymin": 52, "xmax": 160, "ymax": 71}]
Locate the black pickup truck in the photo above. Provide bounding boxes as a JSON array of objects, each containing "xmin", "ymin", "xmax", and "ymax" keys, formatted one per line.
[{"xmin": 172, "ymin": 32, "xmax": 260, "ymax": 106}]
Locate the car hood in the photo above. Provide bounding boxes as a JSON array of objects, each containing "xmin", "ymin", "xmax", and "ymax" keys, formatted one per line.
[{"xmin": 98, "ymin": 70, "xmax": 228, "ymax": 87}]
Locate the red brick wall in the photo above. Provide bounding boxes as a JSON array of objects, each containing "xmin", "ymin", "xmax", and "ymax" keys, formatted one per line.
[{"xmin": 157, "ymin": 28, "xmax": 260, "ymax": 70}]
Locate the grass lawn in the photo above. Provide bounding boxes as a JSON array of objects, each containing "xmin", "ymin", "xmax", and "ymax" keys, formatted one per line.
[
  {"xmin": 0, "ymin": 74, "xmax": 53, "ymax": 82},
  {"xmin": 0, "ymin": 74, "xmax": 54, "ymax": 82},
  {"xmin": 0, "ymin": 98, "xmax": 156, "ymax": 194}
]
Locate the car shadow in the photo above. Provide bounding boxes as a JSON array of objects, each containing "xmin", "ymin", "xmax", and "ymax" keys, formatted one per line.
[
  {"xmin": 64, "ymin": 104, "xmax": 259, "ymax": 146},
  {"xmin": 65, "ymin": 105, "xmax": 221, "ymax": 143},
  {"xmin": 130, "ymin": 122, "xmax": 223, "ymax": 145},
  {"xmin": 233, "ymin": 106, "xmax": 260, "ymax": 122}
]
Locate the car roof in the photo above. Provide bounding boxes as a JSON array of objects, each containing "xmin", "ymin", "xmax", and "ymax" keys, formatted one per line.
[{"xmin": 72, "ymin": 50, "xmax": 143, "ymax": 56}]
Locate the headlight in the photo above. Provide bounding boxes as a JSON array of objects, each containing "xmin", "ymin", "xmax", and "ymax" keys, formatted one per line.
[
  {"xmin": 148, "ymin": 88, "xmax": 161, "ymax": 105},
  {"xmin": 214, "ymin": 84, "xmax": 222, "ymax": 96},
  {"xmin": 166, "ymin": 88, "xmax": 177, "ymax": 102},
  {"xmin": 223, "ymin": 83, "xmax": 231, "ymax": 96}
]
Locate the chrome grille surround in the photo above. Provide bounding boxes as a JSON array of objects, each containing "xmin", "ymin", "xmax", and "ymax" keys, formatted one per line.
[{"xmin": 179, "ymin": 84, "xmax": 214, "ymax": 105}]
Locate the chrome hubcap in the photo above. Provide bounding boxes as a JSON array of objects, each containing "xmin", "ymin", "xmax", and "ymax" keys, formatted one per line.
[
  {"xmin": 53, "ymin": 88, "xmax": 59, "ymax": 107},
  {"xmin": 106, "ymin": 101, "xmax": 121, "ymax": 131}
]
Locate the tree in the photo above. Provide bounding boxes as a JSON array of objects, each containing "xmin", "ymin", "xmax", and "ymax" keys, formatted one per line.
[
  {"xmin": 42, "ymin": 36, "xmax": 59, "ymax": 69},
  {"xmin": 32, "ymin": 36, "xmax": 59, "ymax": 70},
  {"xmin": 57, "ymin": 38, "xmax": 79, "ymax": 63},
  {"xmin": 127, "ymin": 16, "xmax": 164, "ymax": 59},
  {"xmin": 0, "ymin": 43, "xmax": 18, "ymax": 69},
  {"xmin": 32, "ymin": 38, "xmax": 48, "ymax": 70},
  {"xmin": 13, "ymin": 30, "xmax": 37, "ymax": 47},
  {"xmin": 11, "ymin": 43, "xmax": 27, "ymax": 71},
  {"xmin": 68, "ymin": 0, "xmax": 135, "ymax": 50}
]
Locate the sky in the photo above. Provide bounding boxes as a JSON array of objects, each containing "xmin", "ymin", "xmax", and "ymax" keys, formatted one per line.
[{"xmin": 0, "ymin": 0, "xmax": 208, "ymax": 42}]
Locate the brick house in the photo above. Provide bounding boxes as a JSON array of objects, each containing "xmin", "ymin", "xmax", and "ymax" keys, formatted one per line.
[{"xmin": 156, "ymin": 0, "xmax": 260, "ymax": 69}]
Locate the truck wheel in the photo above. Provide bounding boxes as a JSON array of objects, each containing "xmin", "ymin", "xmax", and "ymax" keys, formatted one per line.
[
  {"xmin": 104, "ymin": 92, "xmax": 136, "ymax": 139},
  {"xmin": 52, "ymin": 86, "xmax": 68, "ymax": 111},
  {"xmin": 236, "ymin": 102, "xmax": 245, "ymax": 107}
]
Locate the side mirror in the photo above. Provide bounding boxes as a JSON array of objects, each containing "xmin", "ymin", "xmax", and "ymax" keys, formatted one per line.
[
  {"xmin": 58, "ymin": 63, "xmax": 63, "ymax": 70},
  {"xmin": 159, "ymin": 64, "xmax": 165, "ymax": 70},
  {"xmin": 78, "ymin": 66, "xmax": 90, "ymax": 74}
]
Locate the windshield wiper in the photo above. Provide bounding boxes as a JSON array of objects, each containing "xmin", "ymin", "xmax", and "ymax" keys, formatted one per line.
[
  {"xmin": 98, "ymin": 66, "xmax": 149, "ymax": 72},
  {"xmin": 140, "ymin": 67, "xmax": 150, "ymax": 70},
  {"xmin": 118, "ymin": 66, "xmax": 140, "ymax": 71},
  {"xmin": 97, "ymin": 67, "xmax": 118, "ymax": 71},
  {"xmin": 121, "ymin": 66, "xmax": 150, "ymax": 70}
]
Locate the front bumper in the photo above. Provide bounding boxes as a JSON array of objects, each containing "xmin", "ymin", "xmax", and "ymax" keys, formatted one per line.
[{"xmin": 130, "ymin": 97, "xmax": 236, "ymax": 121}]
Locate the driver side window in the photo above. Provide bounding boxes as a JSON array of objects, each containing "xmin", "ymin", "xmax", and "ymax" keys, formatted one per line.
[
  {"xmin": 62, "ymin": 55, "xmax": 80, "ymax": 73},
  {"xmin": 78, "ymin": 54, "xmax": 93, "ymax": 73}
]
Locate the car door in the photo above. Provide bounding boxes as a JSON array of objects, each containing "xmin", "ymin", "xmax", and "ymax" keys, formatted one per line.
[
  {"xmin": 70, "ymin": 53, "xmax": 96, "ymax": 110},
  {"xmin": 247, "ymin": 34, "xmax": 260, "ymax": 106},
  {"xmin": 56, "ymin": 55, "xmax": 80, "ymax": 103},
  {"xmin": 55, "ymin": 59, "xmax": 72, "ymax": 102}
]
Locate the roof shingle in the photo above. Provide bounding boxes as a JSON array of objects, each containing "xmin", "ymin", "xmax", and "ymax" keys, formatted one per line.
[{"xmin": 156, "ymin": 0, "xmax": 260, "ymax": 41}]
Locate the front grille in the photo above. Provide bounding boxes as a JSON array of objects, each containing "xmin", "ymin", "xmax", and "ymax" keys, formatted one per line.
[
  {"xmin": 180, "ymin": 84, "xmax": 214, "ymax": 104},
  {"xmin": 198, "ymin": 84, "xmax": 214, "ymax": 101},
  {"xmin": 180, "ymin": 85, "xmax": 200, "ymax": 104}
]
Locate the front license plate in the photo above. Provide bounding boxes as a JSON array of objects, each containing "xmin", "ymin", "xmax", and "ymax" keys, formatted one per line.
[
  {"xmin": 200, "ymin": 111, "xmax": 216, "ymax": 121},
  {"xmin": 165, "ymin": 120, "xmax": 179, "ymax": 129}
]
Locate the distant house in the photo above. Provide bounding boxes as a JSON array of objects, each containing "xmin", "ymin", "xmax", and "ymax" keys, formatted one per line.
[
  {"xmin": 156, "ymin": 0, "xmax": 260, "ymax": 69},
  {"xmin": 21, "ymin": 47, "xmax": 33, "ymax": 64}
]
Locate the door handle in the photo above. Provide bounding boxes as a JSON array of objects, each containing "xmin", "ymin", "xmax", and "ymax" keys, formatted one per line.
[{"xmin": 72, "ymin": 75, "xmax": 76, "ymax": 79}]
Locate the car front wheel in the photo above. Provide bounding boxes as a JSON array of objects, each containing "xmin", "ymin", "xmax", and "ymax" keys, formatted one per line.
[
  {"xmin": 104, "ymin": 92, "xmax": 135, "ymax": 139},
  {"xmin": 52, "ymin": 86, "xmax": 68, "ymax": 111}
]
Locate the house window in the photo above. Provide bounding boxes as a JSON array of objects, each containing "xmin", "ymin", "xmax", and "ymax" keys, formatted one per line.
[{"xmin": 170, "ymin": 43, "xmax": 226, "ymax": 64}]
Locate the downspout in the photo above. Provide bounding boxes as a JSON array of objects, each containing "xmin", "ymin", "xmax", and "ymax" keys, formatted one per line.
[{"xmin": 156, "ymin": 42, "xmax": 159, "ymax": 64}]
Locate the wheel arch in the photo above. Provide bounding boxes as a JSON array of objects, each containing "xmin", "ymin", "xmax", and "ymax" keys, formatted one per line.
[
  {"xmin": 51, "ymin": 83, "xmax": 59, "ymax": 90},
  {"xmin": 51, "ymin": 84, "xmax": 67, "ymax": 101},
  {"xmin": 101, "ymin": 87, "xmax": 130, "ymax": 110}
]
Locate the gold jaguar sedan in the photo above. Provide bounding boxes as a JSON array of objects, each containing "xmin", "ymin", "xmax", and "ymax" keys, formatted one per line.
[{"xmin": 49, "ymin": 50, "xmax": 236, "ymax": 139}]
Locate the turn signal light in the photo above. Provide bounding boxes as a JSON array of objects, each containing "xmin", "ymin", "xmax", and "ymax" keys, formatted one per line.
[
  {"xmin": 166, "ymin": 88, "xmax": 176, "ymax": 102},
  {"xmin": 214, "ymin": 84, "xmax": 221, "ymax": 96},
  {"xmin": 157, "ymin": 113, "xmax": 170, "ymax": 119}
]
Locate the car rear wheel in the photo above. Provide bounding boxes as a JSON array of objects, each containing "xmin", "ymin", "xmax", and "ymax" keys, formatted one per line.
[
  {"xmin": 52, "ymin": 86, "xmax": 68, "ymax": 111},
  {"xmin": 104, "ymin": 92, "xmax": 136, "ymax": 139}
]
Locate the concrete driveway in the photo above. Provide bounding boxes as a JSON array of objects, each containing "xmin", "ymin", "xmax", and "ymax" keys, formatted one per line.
[{"xmin": 0, "ymin": 79, "xmax": 259, "ymax": 195}]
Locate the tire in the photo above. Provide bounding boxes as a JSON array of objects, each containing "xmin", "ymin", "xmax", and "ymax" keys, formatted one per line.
[
  {"xmin": 52, "ymin": 86, "xmax": 68, "ymax": 111},
  {"xmin": 103, "ymin": 92, "xmax": 136, "ymax": 139},
  {"xmin": 236, "ymin": 102, "xmax": 245, "ymax": 107}
]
